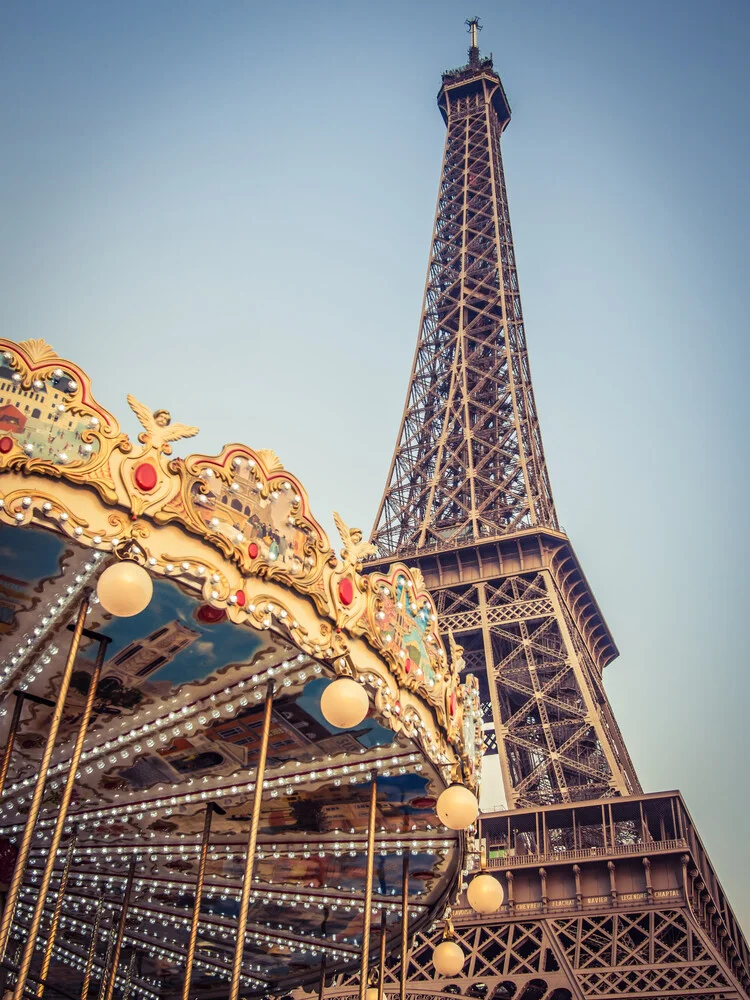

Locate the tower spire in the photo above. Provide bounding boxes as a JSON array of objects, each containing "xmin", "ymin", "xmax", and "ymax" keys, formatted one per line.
[{"xmin": 466, "ymin": 16, "xmax": 481, "ymax": 66}]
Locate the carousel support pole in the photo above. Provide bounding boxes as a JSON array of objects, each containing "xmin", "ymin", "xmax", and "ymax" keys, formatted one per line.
[
  {"xmin": 359, "ymin": 779, "xmax": 377, "ymax": 1000},
  {"xmin": 377, "ymin": 909, "xmax": 387, "ymax": 1000},
  {"xmin": 121, "ymin": 950, "xmax": 136, "ymax": 1000},
  {"xmin": 100, "ymin": 857, "xmax": 136, "ymax": 1000},
  {"xmin": 0, "ymin": 593, "xmax": 91, "ymax": 961},
  {"xmin": 0, "ymin": 693, "xmax": 56, "ymax": 802},
  {"xmin": 0, "ymin": 692, "xmax": 24, "ymax": 997},
  {"xmin": 80, "ymin": 893, "xmax": 105, "ymax": 1000},
  {"xmin": 399, "ymin": 856, "xmax": 409, "ymax": 1000},
  {"xmin": 0, "ymin": 690, "xmax": 54, "ymax": 978},
  {"xmin": 317, "ymin": 955, "xmax": 327, "ymax": 1000},
  {"xmin": 318, "ymin": 906, "xmax": 329, "ymax": 1000},
  {"xmin": 0, "ymin": 694, "xmax": 24, "ymax": 801},
  {"xmin": 99, "ymin": 920, "xmax": 117, "ymax": 1000},
  {"xmin": 34, "ymin": 832, "xmax": 77, "ymax": 997},
  {"xmin": 228, "ymin": 680, "xmax": 274, "ymax": 1000},
  {"xmin": 0, "ymin": 693, "xmax": 55, "ymax": 801},
  {"xmin": 13, "ymin": 626, "xmax": 110, "ymax": 1000},
  {"xmin": 181, "ymin": 802, "xmax": 224, "ymax": 1000}
]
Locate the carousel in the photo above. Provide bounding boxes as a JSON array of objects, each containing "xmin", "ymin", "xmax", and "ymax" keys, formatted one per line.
[{"xmin": 0, "ymin": 339, "xmax": 500, "ymax": 1000}]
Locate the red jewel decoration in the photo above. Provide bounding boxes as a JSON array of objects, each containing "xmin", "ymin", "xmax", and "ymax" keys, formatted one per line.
[
  {"xmin": 196, "ymin": 604, "xmax": 226, "ymax": 624},
  {"xmin": 133, "ymin": 462, "xmax": 158, "ymax": 492},
  {"xmin": 235, "ymin": 590, "xmax": 246, "ymax": 607},
  {"xmin": 404, "ymin": 657, "xmax": 413, "ymax": 674},
  {"xmin": 338, "ymin": 577, "xmax": 354, "ymax": 607},
  {"xmin": 0, "ymin": 437, "xmax": 13, "ymax": 454},
  {"xmin": 247, "ymin": 542, "xmax": 259, "ymax": 559},
  {"xmin": 449, "ymin": 691, "xmax": 457, "ymax": 716}
]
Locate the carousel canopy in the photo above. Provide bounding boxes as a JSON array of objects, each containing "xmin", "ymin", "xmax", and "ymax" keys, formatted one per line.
[{"xmin": 0, "ymin": 339, "xmax": 482, "ymax": 999}]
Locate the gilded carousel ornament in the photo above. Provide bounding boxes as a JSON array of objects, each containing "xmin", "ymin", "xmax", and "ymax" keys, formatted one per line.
[{"xmin": 0, "ymin": 339, "xmax": 483, "ymax": 1000}]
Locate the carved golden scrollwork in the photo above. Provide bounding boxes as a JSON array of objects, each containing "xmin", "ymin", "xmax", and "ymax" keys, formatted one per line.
[
  {"xmin": 157, "ymin": 444, "xmax": 332, "ymax": 610},
  {"xmin": 0, "ymin": 339, "xmax": 484, "ymax": 781},
  {"xmin": 0, "ymin": 339, "xmax": 128, "ymax": 502}
]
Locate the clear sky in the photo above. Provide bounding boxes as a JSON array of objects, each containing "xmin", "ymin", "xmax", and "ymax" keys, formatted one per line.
[{"xmin": 1, "ymin": 0, "xmax": 749, "ymax": 929}]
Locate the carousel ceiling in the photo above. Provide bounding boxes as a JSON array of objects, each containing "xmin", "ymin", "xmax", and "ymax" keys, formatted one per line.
[{"xmin": 0, "ymin": 339, "xmax": 483, "ymax": 1000}]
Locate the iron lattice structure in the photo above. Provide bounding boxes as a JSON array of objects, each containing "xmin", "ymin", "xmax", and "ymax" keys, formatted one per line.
[
  {"xmin": 370, "ymin": 36, "xmax": 639, "ymax": 811},
  {"xmin": 372, "ymin": 44, "xmax": 556, "ymax": 552},
  {"xmin": 363, "ymin": 28, "xmax": 750, "ymax": 1000}
]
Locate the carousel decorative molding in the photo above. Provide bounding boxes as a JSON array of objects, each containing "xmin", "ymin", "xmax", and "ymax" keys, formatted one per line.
[
  {"xmin": 0, "ymin": 339, "xmax": 481, "ymax": 780},
  {"xmin": 0, "ymin": 338, "xmax": 484, "ymax": 1000}
]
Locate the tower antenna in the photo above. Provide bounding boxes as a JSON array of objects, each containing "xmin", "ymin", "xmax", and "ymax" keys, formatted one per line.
[{"xmin": 465, "ymin": 16, "xmax": 482, "ymax": 64}]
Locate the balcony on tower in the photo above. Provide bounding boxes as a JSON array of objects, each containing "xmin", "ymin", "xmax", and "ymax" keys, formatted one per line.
[{"xmin": 438, "ymin": 49, "xmax": 512, "ymax": 128}]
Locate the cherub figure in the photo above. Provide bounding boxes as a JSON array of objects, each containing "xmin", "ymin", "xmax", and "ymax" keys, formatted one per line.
[
  {"xmin": 333, "ymin": 511, "xmax": 377, "ymax": 571},
  {"xmin": 448, "ymin": 630, "xmax": 466, "ymax": 674},
  {"xmin": 127, "ymin": 395, "xmax": 199, "ymax": 455}
]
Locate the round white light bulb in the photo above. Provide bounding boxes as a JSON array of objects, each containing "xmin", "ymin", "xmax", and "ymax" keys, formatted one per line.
[
  {"xmin": 467, "ymin": 872, "xmax": 504, "ymax": 914},
  {"xmin": 436, "ymin": 784, "xmax": 479, "ymax": 830},
  {"xmin": 320, "ymin": 677, "xmax": 369, "ymax": 729},
  {"xmin": 432, "ymin": 940, "xmax": 464, "ymax": 976},
  {"xmin": 96, "ymin": 561, "xmax": 153, "ymax": 617}
]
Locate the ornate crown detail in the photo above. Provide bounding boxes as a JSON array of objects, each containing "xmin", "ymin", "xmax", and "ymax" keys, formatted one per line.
[{"xmin": 0, "ymin": 338, "xmax": 482, "ymax": 782}]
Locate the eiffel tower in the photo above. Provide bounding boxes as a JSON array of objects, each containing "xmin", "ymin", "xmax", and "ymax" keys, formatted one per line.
[{"xmin": 340, "ymin": 21, "xmax": 750, "ymax": 1000}]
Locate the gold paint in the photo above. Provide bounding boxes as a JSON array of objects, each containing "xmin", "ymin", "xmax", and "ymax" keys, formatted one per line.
[
  {"xmin": 0, "ymin": 593, "xmax": 90, "ymax": 960},
  {"xmin": 359, "ymin": 780, "xmax": 378, "ymax": 1000},
  {"xmin": 0, "ymin": 338, "xmax": 481, "ymax": 782},
  {"xmin": 400, "ymin": 856, "xmax": 410, "ymax": 1000},
  {"xmin": 228, "ymin": 680, "xmax": 274, "ymax": 1000},
  {"xmin": 181, "ymin": 804, "xmax": 216, "ymax": 1000},
  {"xmin": 33, "ymin": 834, "xmax": 77, "ymax": 998},
  {"xmin": 377, "ymin": 910, "xmax": 387, "ymax": 1000},
  {"xmin": 0, "ymin": 694, "xmax": 24, "ymax": 799},
  {"xmin": 17, "ymin": 339, "xmax": 58, "ymax": 364},
  {"xmin": 80, "ymin": 894, "xmax": 105, "ymax": 1000},
  {"xmin": 100, "ymin": 858, "xmax": 136, "ymax": 1000},
  {"xmin": 13, "ymin": 630, "xmax": 109, "ymax": 999}
]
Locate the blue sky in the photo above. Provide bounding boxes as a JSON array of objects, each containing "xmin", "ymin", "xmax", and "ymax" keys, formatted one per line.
[{"xmin": 1, "ymin": 1, "xmax": 749, "ymax": 927}]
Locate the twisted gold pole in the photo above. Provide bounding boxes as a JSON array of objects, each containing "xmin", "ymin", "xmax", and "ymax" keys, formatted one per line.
[
  {"xmin": 121, "ymin": 949, "xmax": 136, "ymax": 1000},
  {"xmin": 80, "ymin": 893, "xmax": 104, "ymax": 1000},
  {"xmin": 181, "ymin": 802, "xmax": 218, "ymax": 1000},
  {"xmin": 0, "ymin": 593, "xmax": 90, "ymax": 960},
  {"xmin": 377, "ymin": 909, "xmax": 386, "ymax": 1000},
  {"xmin": 399, "ymin": 855, "xmax": 409, "ymax": 1000},
  {"xmin": 228, "ymin": 680, "xmax": 274, "ymax": 1000},
  {"xmin": 318, "ymin": 905, "xmax": 329, "ymax": 1000},
  {"xmin": 0, "ymin": 694, "xmax": 54, "ymax": 806},
  {"xmin": 0, "ymin": 694, "xmax": 24, "ymax": 800},
  {"xmin": 359, "ymin": 779, "xmax": 377, "ymax": 1000},
  {"xmin": 100, "ymin": 920, "xmax": 116, "ymax": 997},
  {"xmin": 13, "ymin": 626, "xmax": 109, "ymax": 1000},
  {"xmin": 317, "ymin": 954, "xmax": 327, "ymax": 1000},
  {"xmin": 34, "ymin": 833, "xmax": 77, "ymax": 997},
  {"xmin": 100, "ymin": 857, "xmax": 136, "ymax": 1000}
]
